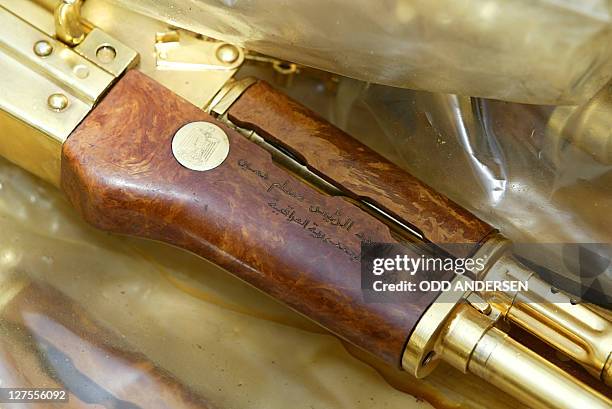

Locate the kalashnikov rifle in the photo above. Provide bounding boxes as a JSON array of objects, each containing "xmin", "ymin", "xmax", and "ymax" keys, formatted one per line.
[{"xmin": 0, "ymin": 1, "xmax": 610, "ymax": 408}]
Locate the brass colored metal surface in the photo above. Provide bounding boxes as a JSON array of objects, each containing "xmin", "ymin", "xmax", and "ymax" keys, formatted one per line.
[
  {"xmin": 0, "ymin": 2, "xmax": 137, "ymax": 185},
  {"xmin": 401, "ymin": 241, "xmax": 510, "ymax": 380},
  {"xmin": 216, "ymin": 43, "xmax": 240, "ymax": 64},
  {"xmin": 0, "ymin": 6, "xmax": 114, "ymax": 104},
  {"xmin": 69, "ymin": 0, "xmax": 243, "ymax": 109},
  {"xmin": 468, "ymin": 319, "xmax": 611, "ymax": 409},
  {"xmin": 2, "ymin": 2, "xmax": 610, "ymax": 406},
  {"xmin": 54, "ymin": 0, "xmax": 85, "ymax": 46},
  {"xmin": 155, "ymin": 31, "xmax": 244, "ymax": 72},
  {"xmin": 207, "ymin": 77, "xmax": 257, "ymax": 116},
  {"xmin": 75, "ymin": 28, "xmax": 140, "ymax": 76},
  {"xmin": 33, "ymin": 39, "xmax": 53, "ymax": 56},
  {"xmin": 401, "ymin": 276, "xmax": 470, "ymax": 378},
  {"xmin": 28, "ymin": 0, "xmax": 245, "ymax": 108},
  {"xmin": 508, "ymin": 262, "xmax": 612, "ymax": 384},
  {"xmin": 403, "ymin": 234, "xmax": 612, "ymax": 405},
  {"xmin": 0, "ymin": 0, "xmax": 243, "ymax": 186},
  {"xmin": 0, "ymin": 7, "xmax": 93, "ymax": 184},
  {"xmin": 47, "ymin": 93, "xmax": 70, "ymax": 111},
  {"xmin": 604, "ymin": 353, "xmax": 612, "ymax": 386},
  {"xmin": 404, "ymin": 292, "xmax": 612, "ymax": 409},
  {"xmin": 172, "ymin": 121, "xmax": 230, "ymax": 171},
  {"xmin": 1, "ymin": 0, "xmax": 56, "ymax": 36},
  {"xmin": 153, "ymin": 29, "xmax": 244, "ymax": 107},
  {"xmin": 474, "ymin": 238, "xmax": 612, "ymax": 386},
  {"xmin": 437, "ymin": 302, "xmax": 495, "ymax": 373},
  {"xmin": 440, "ymin": 303, "xmax": 612, "ymax": 409},
  {"xmin": 0, "ymin": 108, "xmax": 67, "ymax": 186}
]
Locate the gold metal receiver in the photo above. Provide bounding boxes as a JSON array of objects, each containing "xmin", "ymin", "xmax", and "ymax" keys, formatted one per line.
[
  {"xmin": 0, "ymin": 0, "xmax": 246, "ymax": 185},
  {"xmin": 0, "ymin": 0, "xmax": 137, "ymax": 185},
  {"xmin": 473, "ymin": 235, "xmax": 612, "ymax": 386},
  {"xmin": 402, "ymin": 277, "xmax": 612, "ymax": 409}
]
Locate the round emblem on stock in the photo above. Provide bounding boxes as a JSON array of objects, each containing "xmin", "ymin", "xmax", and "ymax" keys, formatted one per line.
[{"xmin": 172, "ymin": 121, "xmax": 230, "ymax": 171}]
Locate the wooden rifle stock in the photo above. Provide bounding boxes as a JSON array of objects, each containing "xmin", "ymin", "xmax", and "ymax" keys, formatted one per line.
[{"xmin": 61, "ymin": 70, "xmax": 492, "ymax": 366}]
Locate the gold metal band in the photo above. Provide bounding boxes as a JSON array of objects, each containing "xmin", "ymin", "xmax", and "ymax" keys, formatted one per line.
[
  {"xmin": 206, "ymin": 77, "xmax": 258, "ymax": 117},
  {"xmin": 401, "ymin": 275, "xmax": 469, "ymax": 378}
]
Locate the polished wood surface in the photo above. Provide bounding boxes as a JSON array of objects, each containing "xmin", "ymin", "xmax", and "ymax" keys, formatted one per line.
[
  {"xmin": 61, "ymin": 70, "xmax": 446, "ymax": 366},
  {"xmin": 228, "ymin": 81, "xmax": 496, "ymax": 257}
]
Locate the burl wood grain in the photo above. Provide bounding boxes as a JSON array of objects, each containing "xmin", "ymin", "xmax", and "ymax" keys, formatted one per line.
[
  {"xmin": 61, "ymin": 70, "xmax": 447, "ymax": 366},
  {"xmin": 228, "ymin": 81, "xmax": 496, "ymax": 257}
]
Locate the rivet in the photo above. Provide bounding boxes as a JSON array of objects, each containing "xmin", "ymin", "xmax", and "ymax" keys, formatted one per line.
[
  {"xmin": 47, "ymin": 93, "xmax": 69, "ymax": 112},
  {"xmin": 33, "ymin": 40, "xmax": 53, "ymax": 57},
  {"xmin": 216, "ymin": 43, "xmax": 239, "ymax": 64},
  {"xmin": 96, "ymin": 44, "xmax": 117, "ymax": 64},
  {"xmin": 73, "ymin": 64, "xmax": 90, "ymax": 79}
]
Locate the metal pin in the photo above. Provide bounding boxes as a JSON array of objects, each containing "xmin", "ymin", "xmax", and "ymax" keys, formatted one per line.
[
  {"xmin": 33, "ymin": 40, "xmax": 53, "ymax": 57},
  {"xmin": 96, "ymin": 45, "xmax": 117, "ymax": 64},
  {"xmin": 47, "ymin": 94, "xmax": 69, "ymax": 112},
  {"xmin": 216, "ymin": 43, "xmax": 240, "ymax": 64}
]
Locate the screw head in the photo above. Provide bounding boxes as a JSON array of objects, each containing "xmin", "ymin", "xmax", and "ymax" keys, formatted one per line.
[
  {"xmin": 33, "ymin": 40, "xmax": 53, "ymax": 57},
  {"xmin": 216, "ymin": 43, "xmax": 239, "ymax": 64},
  {"xmin": 47, "ymin": 93, "xmax": 69, "ymax": 112}
]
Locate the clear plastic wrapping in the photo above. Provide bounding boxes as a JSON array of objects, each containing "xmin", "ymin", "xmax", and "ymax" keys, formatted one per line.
[
  {"xmin": 115, "ymin": 0, "xmax": 612, "ymax": 105},
  {"xmin": 331, "ymin": 77, "xmax": 612, "ymax": 297}
]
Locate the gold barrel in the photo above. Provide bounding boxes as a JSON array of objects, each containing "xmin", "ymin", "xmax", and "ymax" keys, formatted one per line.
[
  {"xmin": 438, "ymin": 303, "xmax": 612, "ymax": 409},
  {"xmin": 508, "ymin": 268, "xmax": 612, "ymax": 385},
  {"xmin": 469, "ymin": 325, "xmax": 610, "ymax": 409},
  {"xmin": 477, "ymin": 240, "xmax": 612, "ymax": 386},
  {"xmin": 403, "ymin": 285, "xmax": 612, "ymax": 409}
]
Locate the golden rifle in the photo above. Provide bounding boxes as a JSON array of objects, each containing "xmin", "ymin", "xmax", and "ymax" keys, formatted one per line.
[{"xmin": 0, "ymin": 1, "xmax": 610, "ymax": 408}]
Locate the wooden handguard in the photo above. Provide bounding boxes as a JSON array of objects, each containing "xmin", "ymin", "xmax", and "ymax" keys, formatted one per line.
[
  {"xmin": 61, "ymin": 71, "xmax": 447, "ymax": 366},
  {"xmin": 228, "ymin": 81, "xmax": 495, "ymax": 258}
]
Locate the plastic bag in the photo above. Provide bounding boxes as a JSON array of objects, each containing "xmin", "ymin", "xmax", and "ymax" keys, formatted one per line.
[{"xmin": 115, "ymin": 0, "xmax": 612, "ymax": 105}]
